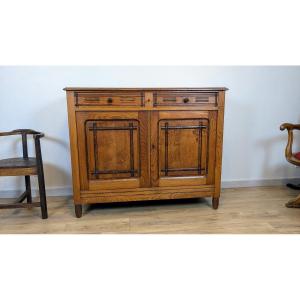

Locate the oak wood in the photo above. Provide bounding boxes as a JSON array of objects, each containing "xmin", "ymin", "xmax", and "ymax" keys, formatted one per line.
[
  {"xmin": 64, "ymin": 87, "xmax": 228, "ymax": 92},
  {"xmin": 66, "ymin": 91, "xmax": 81, "ymax": 203},
  {"xmin": 76, "ymin": 91, "xmax": 143, "ymax": 106},
  {"xmin": 80, "ymin": 184, "xmax": 215, "ymax": 195},
  {"xmin": 76, "ymin": 111, "xmax": 147, "ymax": 191},
  {"xmin": 74, "ymin": 105, "xmax": 219, "ymax": 112},
  {"xmin": 214, "ymin": 91, "xmax": 225, "ymax": 199},
  {"xmin": 65, "ymin": 88, "xmax": 227, "ymax": 216},
  {"xmin": 79, "ymin": 190, "xmax": 214, "ymax": 204},
  {"xmin": 212, "ymin": 197, "xmax": 219, "ymax": 209},
  {"xmin": 150, "ymin": 111, "xmax": 159, "ymax": 187},
  {"xmin": 139, "ymin": 111, "xmax": 151, "ymax": 187},
  {"xmin": 154, "ymin": 92, "xmax": 217, "ymax": 107},
  {"xmin": 155, "ymin": 111, "xmax": 213, "ymax": 187},
  {"xmin": 75, "ymin": 204, "xmax": 82, "ymax": 218}
]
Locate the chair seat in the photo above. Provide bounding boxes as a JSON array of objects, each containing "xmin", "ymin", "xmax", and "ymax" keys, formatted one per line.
[
  {"xmin": 0, "ymin": 157, "xmax": 37, "ymax": 169},
  {"xmin": 294, "ymin": 152, "xmax": 300, "ymax": 160},
  {"xmin": 0, "ymin": 129, "xmax": 47, "ymax": 218},
  {"xmin": 0, "ymin": 157, "xmax": 37, "ymax": 176}
]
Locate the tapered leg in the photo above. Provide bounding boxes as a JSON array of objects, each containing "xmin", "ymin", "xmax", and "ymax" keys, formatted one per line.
[
  {"xmin": 25, "ymin": 175, "xmax": 32, "ymax": 203},
  {"xmin": 37, "ymin": 171, "xmax": 48, "ymax": 219},
  {"xmin": 75, "ymin": 204, "xmax": 82, "ymax": 218},
  {"xmin": 35, "ymin": 136, "xmax": 48, "ymax": 219},
  {"xmin": 212, "ymin": 197, "xmax": 219, "ymax": 209}
]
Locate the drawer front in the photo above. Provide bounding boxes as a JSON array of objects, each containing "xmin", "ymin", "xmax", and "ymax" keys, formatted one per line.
[
  {"xmin": 75, "ymin": 92, "xmax": 144, "ymax": 106},
  {"xmin": 154, "ymin": 92, "xmax": 217, "ymax": 106}
]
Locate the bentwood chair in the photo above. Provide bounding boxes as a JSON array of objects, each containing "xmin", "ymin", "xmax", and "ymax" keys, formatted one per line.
[
  {"xmin": 280, "ymin": 123, "xmax": 300, "ymax": 208},
  {"xmin": 0, "ymin": 129, "xmax": 47, "ymax": 218}
]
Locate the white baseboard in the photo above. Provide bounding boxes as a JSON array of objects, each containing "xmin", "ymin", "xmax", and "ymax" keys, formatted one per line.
[
  {"xmin": 0, "ymin": 187, "xmax": 72, "ymax": 198},
  {"xmin": 0, "ymin": 178, "xmax": 299, "ymax": 198},
  {"xmin": 221, "ymin": 177, "xmax": 300, "ymax": 188}
]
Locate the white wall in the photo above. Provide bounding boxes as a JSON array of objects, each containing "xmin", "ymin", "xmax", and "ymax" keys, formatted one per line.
[{"xmin": 0, "ymin": 66, "xmax": 300, "ymax": 196}]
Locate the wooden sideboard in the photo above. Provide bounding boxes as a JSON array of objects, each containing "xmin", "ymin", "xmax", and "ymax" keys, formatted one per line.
[{"xmin": 65, "ymin": 87, "xmax": 227, "ymax": 217}]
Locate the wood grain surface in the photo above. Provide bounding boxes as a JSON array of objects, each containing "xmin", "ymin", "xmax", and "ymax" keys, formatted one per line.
[{"xmin": 0, "ymin": 186, "xmax": 299, "ymax": 233}]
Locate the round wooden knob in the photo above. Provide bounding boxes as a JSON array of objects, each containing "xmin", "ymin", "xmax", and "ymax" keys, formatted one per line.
[
  {"xmin": 107, "ymin": 98, "xmax": 113, "ymax": 104},
  {"xmin": 183, "ymin": 98, "xmax": 189, "ymax": 103}
]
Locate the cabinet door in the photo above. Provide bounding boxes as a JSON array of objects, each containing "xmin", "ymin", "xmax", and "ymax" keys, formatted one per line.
[
  {"xmin": 76, "ymin": 111, "xmax": 150, "ymax": 191},
  {"xmin": 151, "ymin": 111, "xmax": 217, "ymax": 187}
]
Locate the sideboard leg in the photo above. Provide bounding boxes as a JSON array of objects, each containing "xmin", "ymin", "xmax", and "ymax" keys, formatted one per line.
[
  {"xmin": 75, "ymin": 204, "xmax": 82, "ymax": 218},
  {"xmin": 212, "ymin": 197, "xmax": 219, "ymax": 209}
]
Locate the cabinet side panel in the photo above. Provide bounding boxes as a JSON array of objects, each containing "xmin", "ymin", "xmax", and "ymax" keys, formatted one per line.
[
  {"xmin": 214, "ymin": 91, "xmax": 225, "ymax": 197},
  {"xmin": 206, "ymin": 111, "xmax": 217, "ymax": 184},
  {"xmin": 66, "ymin": 91, "xmax": 81, "ymax": 203}
]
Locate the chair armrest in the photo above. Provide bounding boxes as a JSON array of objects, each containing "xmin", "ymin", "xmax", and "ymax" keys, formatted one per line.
[
  {"xmin": 280, "ymin": 123, "xmax": 300, "ymax": 131},
  {"xmin": 280, "ymin": 123, "xmax": 300, "ymax": 166},
  {"xmin": 0, "ymin": 129, "xmax": 42, "ymax": 137},
  {"xmin": 33, "ymin": 132, "xmax": 45, "ymax": 139},
  {"xmin": 0, "ymin": 129, "xmax": 45, "ymax": 160}
]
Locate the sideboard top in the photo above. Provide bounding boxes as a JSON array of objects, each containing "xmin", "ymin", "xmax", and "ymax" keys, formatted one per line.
[{"xmin": 63, "ymin": 87, "xmax": 228, "ymax": 92}]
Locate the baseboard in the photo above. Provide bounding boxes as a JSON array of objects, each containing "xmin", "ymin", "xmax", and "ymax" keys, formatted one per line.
[
  {"xmin": 221, "ymin": 177, "xmax": 300, "ymax": 188},
  {"xmin": 0, "ymin": 187, "xmax": 73, "ymax": 198},
  {"xmin": 0, "ymin": 178, "xmax": 299, "ymax": 198}
]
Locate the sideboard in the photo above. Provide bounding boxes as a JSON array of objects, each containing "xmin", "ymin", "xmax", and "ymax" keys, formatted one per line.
[{"xmin": 65, "ymin": 87, "xmax": 227, "ymax": 217}]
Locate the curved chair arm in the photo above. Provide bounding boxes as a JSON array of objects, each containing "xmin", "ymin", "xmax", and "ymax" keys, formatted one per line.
[
  {"xmin": 0, "ymin": 129, "xmax": 42, "ymax": 137},
  {"xmin": 280, "ymin": 123, "xmax": 300, "ymax": 131},
  {"xmin": 33, "ymin": 132, "xmax": 45, "ymax": 139},
  {"xmin": 0, "ymin": 129, "xmax": 45, "ymax": 159},
  {"xmin": 280, "ymin": 123, "xmax": 300, "ymax": 166}
]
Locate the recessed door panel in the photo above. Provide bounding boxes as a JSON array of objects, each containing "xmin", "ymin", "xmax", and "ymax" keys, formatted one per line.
[
  {"xmin": 151, "ymin": 111, "xmax": 217, "ymax": 187},
  {"xmin": 159, "ymin": 119, "xmax": 209, "ymax": 177},
  {"xmin": 76, "ymin": 111, "xmax": 149, "ymax": 190},
  {"xmin": 86, "ymin": 119, "xmax": 139, "ymax": 180}
]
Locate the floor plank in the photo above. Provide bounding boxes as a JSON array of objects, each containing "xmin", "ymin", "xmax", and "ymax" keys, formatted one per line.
[{"xmin": 0, "ymin": 186, "xmax": 300, "ymax": 233}]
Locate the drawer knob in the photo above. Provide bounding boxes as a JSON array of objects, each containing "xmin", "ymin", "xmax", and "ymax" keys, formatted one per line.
[
  {"xmin": 183, "ymin": 97, "xmax": 190, "ymax": 103},
  {"xmin": 107, "ymin": 98, "xmax": 113, "ymax": 104}
]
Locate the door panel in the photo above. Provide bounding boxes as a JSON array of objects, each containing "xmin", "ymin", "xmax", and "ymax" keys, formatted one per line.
[
  {"xmin": 151, "ymin": 111, "xmax": 217, "ymax": 187},
  {"xmin": 86, "ymin": 119, "xmax": 139, "ymax": 180},
  {"xmin": 159, "ymin": 118, "xmax": 209, "ymax": 177},
  {"xmin": 76, "ymin": 111, "xmax": 149, "ymax": 190}
]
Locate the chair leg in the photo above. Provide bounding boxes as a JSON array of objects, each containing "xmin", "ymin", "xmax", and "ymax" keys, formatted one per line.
[
  {"xmin": 285, "ymin": 194, "xmax": 300, "ymax": 208},
  {"xmin": 37, "ymin": 168, "xmax": 48, "ymax": 219},
  {"xmin": 25, "ymin": 175, "xmax": 32, "ymax": 203},
  {"xmin": 35, "ymin": 136, "xmax": 48, "ymax": 219}
]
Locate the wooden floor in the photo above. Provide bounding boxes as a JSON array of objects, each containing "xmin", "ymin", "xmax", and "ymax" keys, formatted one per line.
[{"xmin": 0, "ymin": 186, "xmax": 300, "ymax": 233}]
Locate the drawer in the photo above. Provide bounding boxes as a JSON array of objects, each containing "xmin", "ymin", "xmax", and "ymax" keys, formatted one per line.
[
  {"xmin": 75, "ymin": 92, "xmax": 144, "ymax": 106},
  {"xmin": 154, "ymin": 92, "xmax": 217, "ymax": 106}
]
